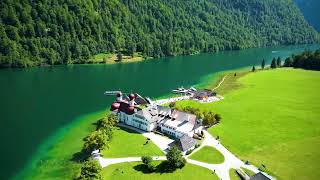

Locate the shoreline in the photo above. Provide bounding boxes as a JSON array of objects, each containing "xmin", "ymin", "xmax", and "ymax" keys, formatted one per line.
[
  {"xmin": 14, "ymin": 110, "xmax": 106, "ymax": 180},
  {"xmin": 1, "ymin": 43, "xmax": 319, "ymax": 69}
]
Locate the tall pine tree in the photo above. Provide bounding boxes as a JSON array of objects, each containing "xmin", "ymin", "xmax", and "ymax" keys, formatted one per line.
[{"xmin": 261, "ymin": 59, "xmax": 265, "ymax": 69}]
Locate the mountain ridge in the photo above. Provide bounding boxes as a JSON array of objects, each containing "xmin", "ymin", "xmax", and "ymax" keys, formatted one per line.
[{"xmin": 0, "ymin": 0, "xmax": 319, "ymax": 68}]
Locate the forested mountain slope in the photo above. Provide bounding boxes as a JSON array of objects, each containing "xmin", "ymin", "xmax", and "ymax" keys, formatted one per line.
[
  {"xmin": 294, "ymin": 0, "xmax": 320, "ymax": 32},
  {"xmin": 0, "ymin": 0, "xmax": 319, "ymax": 68}
]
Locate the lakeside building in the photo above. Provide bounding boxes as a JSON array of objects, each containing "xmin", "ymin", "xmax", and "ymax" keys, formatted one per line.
[
  {"xmin": 193, "ymin": 89, "xmax": 216, "ymax": 101},
  {"xmin": 110, "ymin": 92, "xmax": 201, "ymax": 152}
]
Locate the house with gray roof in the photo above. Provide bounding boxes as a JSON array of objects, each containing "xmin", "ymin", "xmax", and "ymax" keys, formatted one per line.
[{"xmin": 171, "ymin": 135, "xmax": 198, "ymax": 153}]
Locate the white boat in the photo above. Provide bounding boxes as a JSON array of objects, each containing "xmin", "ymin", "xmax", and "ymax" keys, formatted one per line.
[
  {"xmin": 190, "ymin": 87, "xmax": 197, "ymax": 91},
  {"xmin": 173, "ymin": 88, "xmax": 190, "ymax": 94}
]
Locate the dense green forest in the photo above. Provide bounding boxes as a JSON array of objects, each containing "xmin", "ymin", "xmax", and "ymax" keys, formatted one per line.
[
  {"xmin": 294, "ymin": 0, "xmax": 320, "ymax": 32},
  {"xmin": 284, "ymin": 49, "xmax": 320, "ymax": 70},
  {"xmin": 0, "ymin": 0, "xmax": 319, "ymax": 68}
]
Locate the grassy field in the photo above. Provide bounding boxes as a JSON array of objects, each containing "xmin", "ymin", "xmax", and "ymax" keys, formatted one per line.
[
  {"xmin": 189, "ymin": 146, "xmax": 225, "ymax": 164},
  {"xmin": 102, "ymin": 161, "xmax": 219, "ymax": 180},
  {"xmin": 102, "ymin": 126, "xmax": 163, "ymax": 157},
  {"xmin": 229, "ymin": 169, "xmax": 241, "ymax": 180},
  {"xmin": 175, "ymin": 68, "xmax": 320, "ymax": 180},
  {"xmin": 241, "ymin": 167, "xmax": 256, "ymax": 177},
  {"xmin": 89, "ymin": 52, "xmax": 145, "ymax": 64},
  {"xmin": 17, "ymin": 111, "xmax": 106, "ymax": 180}
]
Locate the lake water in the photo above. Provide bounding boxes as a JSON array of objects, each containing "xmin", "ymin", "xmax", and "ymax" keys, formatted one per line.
[{"xmin": 0, "ymin": 44, "xmax": 319, "ymax": 179}]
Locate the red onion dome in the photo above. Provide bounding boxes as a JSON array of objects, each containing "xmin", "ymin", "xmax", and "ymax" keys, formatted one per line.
[
  {"xmin": 129, "ymin": 93, "xmax": 136, "ymax": 100},
  {"xmin": 111, "ymin": 102, "xmax": 120, "ymax": 110}
]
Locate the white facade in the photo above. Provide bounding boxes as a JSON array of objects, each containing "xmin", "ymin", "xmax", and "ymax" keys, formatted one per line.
[
  {"xmin": 118, "ymin": 111, "xmax": 156, "ymax": 132},
  {"xmin": 115, "ymin": 105, "xmax": 201, "ymax": 139},
  {"xmin": 159, "ymin": 124, "xmax": 186, "ymax": 138}
]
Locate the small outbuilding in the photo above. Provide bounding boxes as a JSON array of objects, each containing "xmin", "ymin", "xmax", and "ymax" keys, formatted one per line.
[{"xmin": 193, "ymin": 89, "xmax": 216, "ymax": 100}]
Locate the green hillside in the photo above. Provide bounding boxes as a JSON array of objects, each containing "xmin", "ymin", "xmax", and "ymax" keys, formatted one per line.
[{"xmin": 0, "ymin": 0, "xmax": 319, "ymax": 68}]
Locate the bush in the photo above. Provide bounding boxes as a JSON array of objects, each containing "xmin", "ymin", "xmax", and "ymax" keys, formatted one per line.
[
  {"xmin": 141, "ymin": 156, "xmax": 153, "ymax": 165},
  {"xmin": 147, "ymin": 162, "xmax": 157, "ymax": 172},
  {"xmin": 141, "ymin": 156, "xmax": 156, "ymax": 172},
  {"xmin": 169, "ymin": 102, "xmax": 176, "ymax": 108},
  {"xmin": 78, "ymin": 159, "xmax": 102, "ymax": 180},
  {"xmin": 186, "ymin": 149, "xmax": 193, "ymax": 155}
]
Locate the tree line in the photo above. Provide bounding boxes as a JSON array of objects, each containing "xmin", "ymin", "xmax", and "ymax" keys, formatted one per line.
[
  {"xmin": 251, "ymin": 49, "xmax": 320, "ymax": 72},
  {"xmin": 77, "ymin": 113, "xmax": 118, "ymax": 180},
  {"xmin": 283, "ymin": 49, "xmax": 320, "ymax": 70},
  {"xmin": 0, "ymin": 0, "xmax": 319, "ymax": 68}
]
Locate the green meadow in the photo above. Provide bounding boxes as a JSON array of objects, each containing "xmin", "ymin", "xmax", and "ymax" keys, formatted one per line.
[
  {"xmin": 176, "ymin": 68, "xmax": 320, "ymax": 180},
  {"xmin": 102, "ymin": 126, "xmax": 163, "ymax": 157},
  {"xmin": 102, "ymin": 161, "xmax": 219, "ymax": 180},
  {"xmin": 189, "ymin": 146, "xmax": 225, "ymax": 164}
]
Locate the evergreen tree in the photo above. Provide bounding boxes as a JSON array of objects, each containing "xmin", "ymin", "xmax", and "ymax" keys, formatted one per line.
[
  {"xmin": 252, "ymin": 65, "xmax": 256, "ymax": 72},
  {"xmin": 277, "ymin": 57, "xmax": 282, "ymax": 67},
  {"xmin": 261, "ymin": 59, "xmax": 265, "ymax": 69},
  {"xmin": 283, "ymin": 57, "xmax": 294, "ymax": 67},
  {"xmin": 271, "ymin": 58, "xmax": 277, "ymax": 69}
]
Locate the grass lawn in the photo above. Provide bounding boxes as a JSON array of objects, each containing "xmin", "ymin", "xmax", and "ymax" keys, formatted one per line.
[
  {"xmin": 189, "ymin": 146, "xmax": 224, "ymax": 164},
  {"xmin": 17, "ymin": 111, "xmax": 106, "ymax": 180},
  {"xmin": 241, "ymin": 167, "xmax": 256, "ymax": 177},
  {"xmin": 102, "ymin": 126, "xmax": 163, "ymax": 157},
  {"xmin": 89, "ymin": 52, "xmax": 145, "ymax": 64},
  {"xmin": 102, "ymin": 161, "xmax": 219, "ymax": 180},
  {"xmin": 175, "ymin": 68, "xmax": 320, "ymax": 180},
  {"xmin": 229, "ymin": 169, "xmax": 241, "ymax": 180}
]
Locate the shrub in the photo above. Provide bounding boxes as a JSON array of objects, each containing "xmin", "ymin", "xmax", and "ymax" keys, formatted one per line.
[
  {"xmin": 141, "ymin": 156, "xmax": 156, "ymax": 172},
  {"xmin": 141, "ymin": 156, "xmax": 153, "ymax": 165},
  {"xmin": 147, "ymin": 162, "xmax": 157, "ymax": 172},
  {"xmin": 78, "ymin": 159, "xmax": 102, "ymax": 180},
  {"xmin": 169, "ymin": 102, "xmax": 176, "ymax": 108},
  {"xmin": 186, "ymin": 149, "xmax": 193, "ymax": 155}
]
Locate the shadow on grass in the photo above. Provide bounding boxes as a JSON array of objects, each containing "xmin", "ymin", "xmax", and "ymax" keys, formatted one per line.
[
  {"xmin": 133, "ymin": 161, "xmax": 177, "ymax": 175},
  {"xmin": 71, "ymin": 150, "xmax": 89, "ymax": 163},
  {"xmin": 117, "ymin": 125, "xmax": 141, "ymax": 134}
]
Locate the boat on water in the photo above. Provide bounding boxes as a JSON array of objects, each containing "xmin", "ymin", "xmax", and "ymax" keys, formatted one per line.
[
  {"xmin": 172, "ymin": 86, "xmax": 197, "ymax": 94},
  {"xmin": 172, "ymin": 86, "xmax": 188, "ymax": 93}
]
